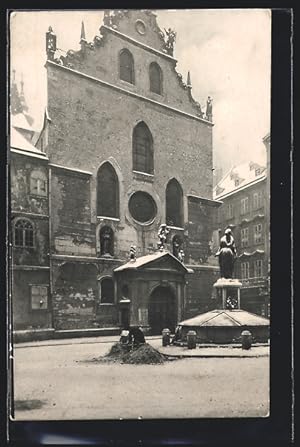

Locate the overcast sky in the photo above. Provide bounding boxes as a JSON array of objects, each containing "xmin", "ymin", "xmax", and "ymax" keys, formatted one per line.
[{"xmin": 10, "ymin": 9, "xmax": 271, "ymax": 172}]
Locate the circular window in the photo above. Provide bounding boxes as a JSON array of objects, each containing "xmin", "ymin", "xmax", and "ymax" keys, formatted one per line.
[
  {"xmin": 135, "ymin": 20, "xmax": 146, "ymax": 35},
  {"xmin": 129, "ymin": 191, "xmax": 157, "ymax": 224}
]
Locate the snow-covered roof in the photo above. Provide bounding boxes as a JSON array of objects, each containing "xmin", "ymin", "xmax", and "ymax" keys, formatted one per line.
[
  {"xmin": 114, "ymin": 250, "xmax": 190, "ymax": 273},
  {"xmin": 213, "ymin": 161, "xmax": 267, "ymax": 200},
  {"xmin": 179, "ymin": 309, "xmax": 269, "ymax": 327},
  {"xmin": 10, "ymin": 126, "xmax": 47, "ymax": 157}
]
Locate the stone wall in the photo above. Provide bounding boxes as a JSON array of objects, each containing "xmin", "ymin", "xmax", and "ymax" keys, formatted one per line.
[
  {"xmin": 12, "ymin": 269, "xmax": 51, "ymax": 330},
  {"xmin": 51, "ymin": 166, "xmax": 95, "ymax": 256}
]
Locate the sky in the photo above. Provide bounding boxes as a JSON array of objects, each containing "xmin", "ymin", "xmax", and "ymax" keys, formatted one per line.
[{"xmin": 9, "ymin": 9, "xmax": 271, "ymax": 173}]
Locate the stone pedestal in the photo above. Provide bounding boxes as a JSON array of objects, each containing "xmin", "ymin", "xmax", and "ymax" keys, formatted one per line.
[{"xmin": 213, "ymin": 278, "xmax": 242, "ymax": 310}]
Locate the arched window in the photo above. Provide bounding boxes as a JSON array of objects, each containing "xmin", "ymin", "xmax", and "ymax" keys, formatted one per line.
[
  {"xmin": 14, "ymin": 219, "xmax": 34, "ymax": 247},
  {"xmin": 99, "ymin": 226, "xmax": 114, "ymax": 257},
  {"xmin": 132, "ymin": 122, "xmax": 154, "ymax": 174},
  {"xmin": 166, "ymin": 179, "xmax": 183, "ymax": 227},
  {"xmin": 100, "ymin": 277, "xmax": 114, "ymax": 304},
  {"xmin": 149, "ymin": 62, "xmax": 162, "ymax": 95},
  {"xmin": 119, "ymin": 49, "xmax": 135, "ymax": 84},
  {"xmin": 97, "ymin": 163, "xmax": 119, "ymax": 218}
]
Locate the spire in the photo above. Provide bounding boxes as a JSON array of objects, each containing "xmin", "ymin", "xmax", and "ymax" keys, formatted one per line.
[
  {"xmin": 80, "ymin": 21, "xmax": 86, "ymax": 42},
  {"xmin": 187, "ymin": 71, "xmax": 191, "ymax": 88}
]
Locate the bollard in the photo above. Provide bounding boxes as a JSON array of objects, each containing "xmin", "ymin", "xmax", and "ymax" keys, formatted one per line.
[
  {"xmin": 241, "ymin": 330, "xmax": 252, "ymax": 350},
  {"xmin": 162, "ymin": 328, "xmax": 171, "ymax": 346},
  {"xmin": 187, "ymin": 330, "xmax": 197, "ymax": 349}
]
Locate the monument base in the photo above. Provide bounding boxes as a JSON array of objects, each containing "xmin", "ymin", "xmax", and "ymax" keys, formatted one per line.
[{"xmin": 213, "ymin": 278, "xmax": 242, "ymax": 310}]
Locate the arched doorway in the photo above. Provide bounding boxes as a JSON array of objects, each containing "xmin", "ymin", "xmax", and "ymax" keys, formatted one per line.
[{"xmin": 148, "ymin": 286, "xmax": 176, "ymax": 335}]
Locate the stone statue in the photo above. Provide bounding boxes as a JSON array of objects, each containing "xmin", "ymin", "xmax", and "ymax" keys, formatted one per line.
[
  {"xmin": 102, "ymin": 229, "xmax": 111, "ymax": 255},
  {"xmin": 103, "ymin": 10, "xmax": 112, "ymax": 27},
  {"xmin": 157, "ymin": 224, "xmax": 170, "ymax": 250},
  {"xmin": 129, "ymin": 245, "xmax": 136, "ymax": 261},
  {"xmin": 173, "ymin": 239, "xmax": 180, "ymax": 258},
  {"xmin": 215, "ymin": 228, "xmax": 237, "ymax": 279},
  {"xmin": 206, "ymin": 96, "xmax": 213, "ymax": 121},
  {"xmin": 164, "ymin": 28, "xmax": 176, "ymax": 55},
  {"xmin": 178, "ymin": 249, "xmax": 185, "ymax": 263}
]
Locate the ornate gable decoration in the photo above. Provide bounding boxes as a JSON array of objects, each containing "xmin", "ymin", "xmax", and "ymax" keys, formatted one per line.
[{"xmin": 102, "ymin": 10, "xmax": 175, "ymax": 56}]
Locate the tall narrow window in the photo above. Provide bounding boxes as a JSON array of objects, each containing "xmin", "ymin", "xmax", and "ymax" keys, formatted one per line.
[
  {"xmin": 241, "ymin": 262, "xmax": 250, "ymax": 279},
  {"xmin": 149, "ymin": 62, "xmax": 162, "ymax": 95},
  {"xmin": 132, "ymin": 122, "xmax": 153, "ymax": 174},
  {"xmin": 14, "ymin": 219, "xmax": 34, "ymax": 247},
  {"xmin": 240, "ymin": 197, "xmax": 249, "ymax": 215},
  {"xmin": 100, "ymin": 277, "xmax": 114, "ymax": 304},
  {"xmin": 119, "ymin": 49, "xmax": 134, "ymax": 84},
  {"xmin": 97, "ymin": 163, "xmax": 119, "ymax": 218},
  {"xmin": 166, "ymin": 179, "xmax": 183, "ymax": 227},
  {"xmin": 241, "ymin": 227, "xmax": 249, "ymax": 248},
  {"xmin": 254, "ymin": 223, "xmax": 263, "ymax": 244},
  {"xmin": 254, "ymin": 259, "xmax": 263, "ymax": 278}
]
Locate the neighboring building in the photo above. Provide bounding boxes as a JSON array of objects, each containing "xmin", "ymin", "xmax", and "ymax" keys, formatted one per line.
[
  {"xmin": 11, "ymin": 10, "xmax": 221, "ymax": 335},
  {"xmin": 10, "ymin": 126, "xmax": 51, "ymax": 331},
  {"xmin": 213, "ymin": 158, "xmax": 270, "ymax": 316}
]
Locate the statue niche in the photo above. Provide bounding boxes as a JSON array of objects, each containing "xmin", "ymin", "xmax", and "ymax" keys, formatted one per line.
[{"xmin": 100, "ymin": 226, "xmax": 114, "ymax": 257}]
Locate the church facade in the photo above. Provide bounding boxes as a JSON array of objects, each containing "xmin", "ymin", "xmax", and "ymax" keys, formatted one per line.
[{"xmin": 11, "ymin": 10, "xmax": 220, "ymax": 335}]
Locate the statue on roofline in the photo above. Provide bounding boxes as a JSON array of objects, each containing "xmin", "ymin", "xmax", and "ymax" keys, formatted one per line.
[{"xmin": 164, "ymin": 28, "xmax": 176, "ymax": 55}]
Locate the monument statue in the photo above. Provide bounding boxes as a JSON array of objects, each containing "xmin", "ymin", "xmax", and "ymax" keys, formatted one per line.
[{"xmin": 215, "ymin": 228, "xmax": 237, "ymax": 279}]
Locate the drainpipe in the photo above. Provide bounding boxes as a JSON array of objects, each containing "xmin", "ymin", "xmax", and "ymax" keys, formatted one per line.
[{"xmin": 48, "ymin": 166, "xmax": 54, "ymax": 329}]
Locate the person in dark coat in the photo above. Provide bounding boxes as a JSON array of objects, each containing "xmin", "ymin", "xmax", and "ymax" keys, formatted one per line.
[{"xmin": 128, "ymin": 326, "xmax": 145, "ymax": 346}]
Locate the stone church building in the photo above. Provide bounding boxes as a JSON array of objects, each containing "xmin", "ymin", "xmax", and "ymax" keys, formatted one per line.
[{"xmin": 11, "ymin": 10, "xmax": 221, "ymax": 336}]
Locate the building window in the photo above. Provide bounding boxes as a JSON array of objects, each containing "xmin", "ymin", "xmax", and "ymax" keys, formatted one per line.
[
  {"xmin": 100, "ymin": 277, "xmax": 114, "ymax": 304},
  {"xmin": 97, "ymin": 162, "xmax": 119, "ymax": 218},
  {"xmin": 30, "ymin": 170, "xmax": 47, "ymax": 196},
  {"xmin": 129, "ymin": 191, "xmax": 157, "ymax": 223},
  {"xmin": 226, "ymin": 203, "xmax": 234, "ymax": 219},
  {"xmin": 166, "ymin": 179, "xmax": 183, "ymax": 227},
  {"xmin": 30, "ymin": 285, "xmax": 48, "ymax": 310},
  {"xmin": 14, "ymin": 219, "xmax": 34, "ymax": 247},
  {"xmin": 119, "ymin": 49, "xmax": 134, "ymax": 84},
  {"xmin": 100, "ymin": 226, "xmax": 114, "ymax": 256},
  {"xmin": 254, "ymin": 223, "xmax": 263, "ymax": 244},
  {"xmin": 149, "ymin": 62, "xmax": 162, "ymax": 95},
  {"xmin": 253, "ymin": 191, "xmax": 263, "ymax": 210},
  {"xmin": 240, "ymin": 197, "xmax": 249, "ymax": 215},
  {"xmin": 241, "ymin": 227, "xmax": 249, "ymax": 247},
  {"xmin": 254, "ymin": 259, "xmax": 263, "ymax": 278},
  {"xmin": 132, "ymin": 122, "xmax": 154, "ymax": 174},
  {"xmin": 241, "ymin": 262, "xmax": 250, "ymax": 279}
]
